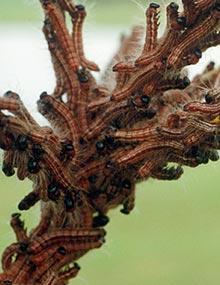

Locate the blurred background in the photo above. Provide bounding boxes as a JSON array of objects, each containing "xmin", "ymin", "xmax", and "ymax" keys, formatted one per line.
[{"xmin": 0, "ymin": 1, "xmax": 220, "ymax": 285}]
